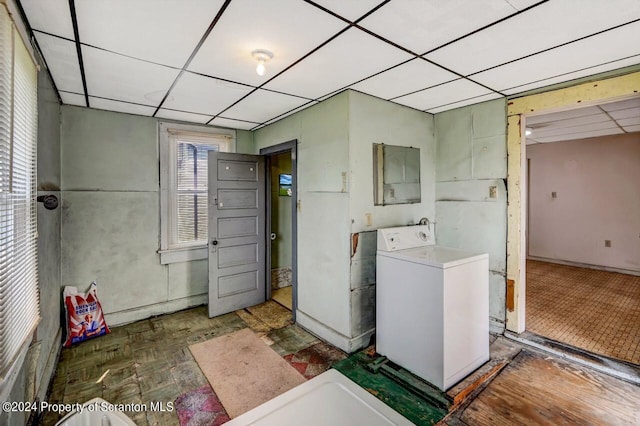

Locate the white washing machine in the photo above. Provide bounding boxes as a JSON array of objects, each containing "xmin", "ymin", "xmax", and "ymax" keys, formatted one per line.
[{"xmin": 376, "ymin": 225, "xmax": 489, "ymax": 391}]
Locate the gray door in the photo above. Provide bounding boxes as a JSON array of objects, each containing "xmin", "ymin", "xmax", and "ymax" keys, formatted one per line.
[{"xmin": 208, "ymin": 152, "xmax": 266, "ymax": 317}]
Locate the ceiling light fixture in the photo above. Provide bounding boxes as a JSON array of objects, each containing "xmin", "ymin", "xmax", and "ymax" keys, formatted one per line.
[
  {"xmin": 525, "ymin": 127, "xmax": 533, "ymax": 136},
  {"xmin": 252, "ymin": 49, "xmax": 273, "ymax": 76}
]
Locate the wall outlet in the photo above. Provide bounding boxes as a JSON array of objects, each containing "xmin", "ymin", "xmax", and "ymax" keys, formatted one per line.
[
  {"xmin": 489, "ymin": 186, "xmax": 497, "ymax": 198},
  {"xmin": 365, "ymin": 213, "xmax": 372, "ymax": 226},
  {"xmin": 551, "ymin": 191, "xmax": 557, "ymax": 198},
  {"xmin": 605, "ymin": 240, "xmax": 611, "ymax": 247}
]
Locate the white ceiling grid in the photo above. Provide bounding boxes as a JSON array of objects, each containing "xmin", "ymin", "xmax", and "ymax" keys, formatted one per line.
[
  {"xmin": 188, "ymin": 0, "xmax": 346, "ymax": 87},
  {"xmin": 89, "ymin": 97, "xmax": 157, "ymax": 117},
  {"xmin": 32, "ymin": 33, "xmax": 83, "ymax": 94},
  {"xmin": 358, "ymin": 0, "xmax": 531, "ymax": 54},
  {"xmin": 16, "ymin": 0, "xmax": 640, "ymax": 131},
  {"xmin": 75, "ymin": 0, "xmax": 226, "ymax": 69},
  {"xmin": 162, "ymin": 71, "xmax": 254, "ymax": 116},
  {"xmin": 525, "ymin": 98, "xmax": 640, "ymax": 144}
]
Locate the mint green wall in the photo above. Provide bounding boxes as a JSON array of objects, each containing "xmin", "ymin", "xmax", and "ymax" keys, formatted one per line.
[
  {"xmin": 236, "ymin": 129, "xmax": 254, "ymax": 155},
  {"xmin": 348, "ymin": 91, "xmax": 436, "ymax": 338},
  {"xmin": 255, "ymin": 93, "xmax": 353, "ymax": 348},
  {"xmin": 348, "ymin": 90, "xmax": 436, "ymax": 232},
  {"xmin": 434, "ymin": 98, "xmax": 508, "ymax": 333},
  {"xmin": 33, "ymin": 65, "xmax": 63, "ymax": 407},
  {"xmin": 60, "ymin": 106, "xmax": 253, "ymax": 325},
  {"xmin": 254, "ymin": 91, "xmax": 437, "ymax": 351},
  {"xmin": 270, "ymin": 152, "xmax": 292, "ymax": 269}
]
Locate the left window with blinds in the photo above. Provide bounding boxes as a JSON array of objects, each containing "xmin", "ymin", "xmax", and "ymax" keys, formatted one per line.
[{"xmin": 0, "ymin": 5, "xmax": 40, "ymax": 379}]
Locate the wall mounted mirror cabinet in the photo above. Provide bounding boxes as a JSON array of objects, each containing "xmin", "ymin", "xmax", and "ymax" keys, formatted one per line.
[{"xmin": 373, "ymin": 143, "xmax": 421, "ymax": 205}]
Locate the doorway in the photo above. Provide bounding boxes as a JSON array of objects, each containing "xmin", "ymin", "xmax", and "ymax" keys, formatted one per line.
[
  {"xmin": 522, "ymin": 100, "xmax": 640, "ymax": 364},
  {"xmin": 505, "ymin": 70, "xmax": 640, "ymax": 336},
  {"xmin": 261, "ymin": 140, "xmax": 298, "ymax": 321}
]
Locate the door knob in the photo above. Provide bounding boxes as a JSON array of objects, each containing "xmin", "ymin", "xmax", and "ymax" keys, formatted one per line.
[{"xmin": 211, "ymin": 239, "xmax": 218, "ymax": 246}]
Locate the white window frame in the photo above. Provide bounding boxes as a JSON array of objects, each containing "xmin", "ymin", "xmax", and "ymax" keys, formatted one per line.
[
  {"xmin": 0, "ymin": 1, "xmax": 40, "ymax": 391},
  {"xmin": 159, "ymin": 122, "xmax": 235, "ymax": 264}
]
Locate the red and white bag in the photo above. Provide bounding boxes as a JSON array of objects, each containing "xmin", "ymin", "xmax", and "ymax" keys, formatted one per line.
[{"xmin": 63, "ymin": 282, "xmax": 110, "ymax": 347}]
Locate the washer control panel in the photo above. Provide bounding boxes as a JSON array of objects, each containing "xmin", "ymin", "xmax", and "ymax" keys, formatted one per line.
[{"xmin": 377, "ymin": 225, "xmax": 434, "ymax": 252}]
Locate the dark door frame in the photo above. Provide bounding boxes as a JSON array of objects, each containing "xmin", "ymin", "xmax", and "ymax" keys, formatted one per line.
[{"xmin": 260, "ymin": 140, "xmax": 298, "ymax": 321}]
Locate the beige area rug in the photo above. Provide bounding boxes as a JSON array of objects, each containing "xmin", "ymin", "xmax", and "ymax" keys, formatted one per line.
[{"xmin": 189, "ymin": 328, "xmax": 306, "ymax": 418}]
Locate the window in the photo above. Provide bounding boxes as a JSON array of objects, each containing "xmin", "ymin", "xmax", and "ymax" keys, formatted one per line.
[
  {"xmin": 159, "ymin": 123, "xmax": 235, "ymax": 264},
  {"xmin": 0, "ymin": 5, "xmax": 40, "ymax": 379}
]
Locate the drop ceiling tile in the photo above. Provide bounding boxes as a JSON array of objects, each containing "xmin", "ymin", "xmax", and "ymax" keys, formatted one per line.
[
  {"xmin": 75, "ymin": 0, "xmax": 225, "ymax": 68},
  {"xmin": 528, "ymin": 113, "xmax": 611, "ymax": 131},
  {"xmin": 209, "ymin": 117, "xmax": 258, "ymax": 131},
  {"xmin": 188, "ymin": 0, "xmax": 346, "ymax": 86},
  {"xmin": 426, "ymin": 0, "xmax": 640, "ymax": 75},
  {"xmin": 21, "ymin": 0, "xmax": 74, "ymax": 38},
  {"xmin": 501, "ymin": 55, "xmax": 640, "ymax": 96},
  {"xmin": 163, "ymin": 72, "xmax": 254, "ymax": 116},
  {"xmin": 426, "ymin": 93, "xmax": 503, "ymax": 114},
  {"xmin": 260, "ymin": 101, "xmax": 320, "ymax": 127},
  {"xmin": 264, "ymin": 28, "xmax": 413, "ymax": 99},
  {"xmin": 89, "ymin": 97, "xmax": 156, "ymax": 117},
  {"xmin": 310, "ymin": 0, "xmax": 384, "ymax": 21},
  {"xmin": 623, "ymin": 125, "xmax": 640, "ymax": 132},
  {"xmin": 526, "ymin": 107, "xmax": 602, "ymax": 125},
  {"xmin": 601, "ymin": 98, "xmax": 640, "ymax": 112},
  {"xmin": 156, "ymin": 109, "xmax": 212, "ymax": 124},
  {"xmin": 503, "ymin": 0, "xmax": 542, "ymax": 10},
  {"xmin": 618, "ymin": 117, "xmax": 640, "ymax": 126},
  {"xmin": 59, "ymin": 91, "xmax": 86, "ymax": 107},
  {"xmin": 34, "ymin": 33, "xmax": 84, "ymax": 93},
  {"xmin": 608, "ymin": 106, "xmax": 640, "ymax": 120},
  {"xmin": 81, "ymin": 45, "xmax": 180, "ymax": 106},
  {"xmin": 532, "ymin": 120, "xmax": 619, "ymax": 138},
  {"xmin": 534, "ymin": 128, "xmax": 623, "ymax": 143},
  {"xmin": 393, "ymin": 78, "xmax": 493, "ymax": 111},
  {"xmin": 351, "ymin": 58, "xmax": 458, "ymax": 100},
  {"xmin": 472, "ymin": 21, "xmax": 640, "ymax": 94},
  {"xmin": 359, "ymin": 0, "xmax": 519, "ymax": 54},
  {"xmin": 222, "ymin": 90, "xmax": 311, "ymax": 124}
]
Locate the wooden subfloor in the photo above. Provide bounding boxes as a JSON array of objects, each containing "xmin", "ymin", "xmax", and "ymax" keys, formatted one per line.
[
  {"xmin": 41, "ymin": 299, "xmax": 640, "ymax": 426},
  {"xmin": 40, "ymin": 302, "xmax": 324, "ymax": 426},
  {"xmin": 446, "ymin": 349, "xmax": 640, "ymax": 425},
  {"xmin": 526, "ymin": 260, "xmax": 640, "ymax": 364}
]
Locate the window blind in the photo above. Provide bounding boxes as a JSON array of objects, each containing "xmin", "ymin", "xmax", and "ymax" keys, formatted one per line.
[
  {"xmin": 175, "ymin": 140, "xmax": 218, "ymax": 244},
  {"xmin": 0, "ymin": 6, "xmax": 40, "ymax": 379}
]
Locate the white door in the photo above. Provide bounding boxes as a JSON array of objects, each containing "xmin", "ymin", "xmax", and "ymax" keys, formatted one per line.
[{"xmin": 208, "ymin": 152, "xmax": 266, "ymax": 317}]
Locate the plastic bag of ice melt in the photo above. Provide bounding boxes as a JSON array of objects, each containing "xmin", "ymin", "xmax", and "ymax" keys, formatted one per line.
[{"xmin": 63, "ymin": 282, "xmax": 110, "ymax": 347}]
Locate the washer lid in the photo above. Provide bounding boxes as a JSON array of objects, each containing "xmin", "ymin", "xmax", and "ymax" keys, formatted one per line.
[{"xmin": 378, "ymin": 245, "xmax": 488, "ymax": 268}]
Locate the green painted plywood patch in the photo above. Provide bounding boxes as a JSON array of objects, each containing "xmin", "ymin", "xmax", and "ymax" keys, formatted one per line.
[{"xmin": 333, "ymin": 351, "xmax": 448, "ymax": 425}]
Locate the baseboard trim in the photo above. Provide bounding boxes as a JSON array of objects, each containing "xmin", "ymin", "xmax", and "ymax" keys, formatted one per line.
[
  {"xmin": 105, "ymin": 294, "xmax": 208, "ymax": 327},
  {"xmin": 527, "ymin": 256, "xmax": 640, "ymax": 276},
  {"xmin": 490, "ymin": 318, "xmax": 506, "ymax": 334},
  {"xmin": 296, "ymin": 310, "xmax": 374, "ymax": 353}
]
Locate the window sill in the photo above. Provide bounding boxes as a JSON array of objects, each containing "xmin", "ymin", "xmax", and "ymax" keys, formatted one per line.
[{"xmin": 159, "ymin": 246, "xmax": 208, "ymax": 264}]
